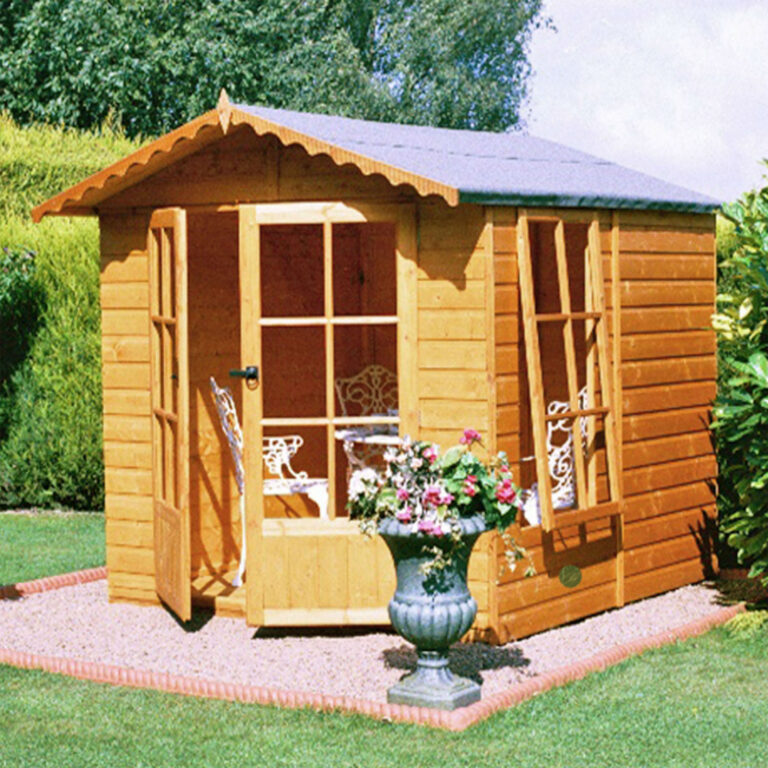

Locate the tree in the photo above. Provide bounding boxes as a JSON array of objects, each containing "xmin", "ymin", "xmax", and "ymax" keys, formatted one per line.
[
  {"xmin": 0, "ymin": 0, "xmax": 547, "ymax": 138},
  {"xmin": 712, "ymin": 166, "xmax": 768, "ymax": 583}
]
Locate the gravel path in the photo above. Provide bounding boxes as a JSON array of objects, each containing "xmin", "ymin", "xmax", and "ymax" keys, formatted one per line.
[{"xmin": 0, "ymin": 580, "xmax": 723, "ymax": 702}]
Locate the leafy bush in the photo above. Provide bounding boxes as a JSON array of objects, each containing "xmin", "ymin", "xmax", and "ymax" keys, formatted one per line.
[
  {"xmin": 0, "ymin": 246, "xmax": 42, "ymax": 413},
  {"xmin": 712, "ymin": 168, "xmax": 768, "ymax": 582},
  {"xmin": 0, "ymin": 113, "xmax": 137, "ymax": 219},
  {"xmin": 0, "ymin": 118, "xmax": 140, "ymax": 510},
  {"xmin": 0, "ymin": 219, "xmax": 104, "ymax": 509}
]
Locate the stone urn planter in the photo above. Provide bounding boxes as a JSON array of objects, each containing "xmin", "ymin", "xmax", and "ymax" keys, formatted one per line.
[{"xmin": 379, "ymin": 513, "xmax": 487, "ymax": 711}]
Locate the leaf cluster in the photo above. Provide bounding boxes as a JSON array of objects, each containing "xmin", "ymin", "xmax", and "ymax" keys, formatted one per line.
[
  {"xmin": 712, "ymin": 167, "xmax": 768, "ymax": 582},
  {"xmin": 0, "ymin": 118, "xmax": 139, "ymax": 510},
  {"xmin": 0, "ymin": 0, "xmax": 547, "ymax": 138}
]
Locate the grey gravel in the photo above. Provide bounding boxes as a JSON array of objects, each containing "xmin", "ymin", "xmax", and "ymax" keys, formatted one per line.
[{"xmin": 0, "ymin": 581, "xmax": 722, "ymax": 702}]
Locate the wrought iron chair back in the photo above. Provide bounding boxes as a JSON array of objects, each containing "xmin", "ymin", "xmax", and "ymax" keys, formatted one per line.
[
  {"xmin": 520, "ymin": 386, "xmax": 589, "ymax": 526},
  {"xmin": 334, "ymin": 364, "xmax": 398, "ymax": 417},
  {"xmin": 262, "ymin": 435, "xmax": 309, "ymax": 481}
]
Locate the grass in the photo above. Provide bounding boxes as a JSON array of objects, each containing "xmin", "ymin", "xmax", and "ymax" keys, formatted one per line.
[
  {"xmin": 0, "ymin": 625, "xmax": 766, "ymax": 767},
  {"xmin": 0, "ymin": 510, "xmax": 104, "ymax": 584}
]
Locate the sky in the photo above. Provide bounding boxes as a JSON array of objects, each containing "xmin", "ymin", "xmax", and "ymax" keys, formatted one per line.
[{"xmin": 525, "ymin": 0, "xmax": 768, "ymax": 203}]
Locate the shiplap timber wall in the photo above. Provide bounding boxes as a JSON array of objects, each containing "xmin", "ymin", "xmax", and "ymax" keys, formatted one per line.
[
  {"xmin": 415, "ymin": 201, "xmax": 495, "ymax": 635},
  {"xmin": 613, "ymin": 211, "xmax": 717, "ymax": 602},
  {"xmin": 100, "ymin": 211, "xmax": 159, "ymax": 606},
  {"xmin": 489, "ymin": 208, "xmax": 717, "ymax": 642}
]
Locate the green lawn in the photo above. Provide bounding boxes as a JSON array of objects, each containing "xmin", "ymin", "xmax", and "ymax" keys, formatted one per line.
[
  {"xmin": 0, "ymin": 510, "xmax": 104, "ymax": 583},
  {"xmin": 0, "ymin": 625, "xmax": 766, "ymax": 768}
]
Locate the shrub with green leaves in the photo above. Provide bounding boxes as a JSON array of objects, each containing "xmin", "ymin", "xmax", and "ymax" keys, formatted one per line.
[
  {"xmin": 0, "ymin": 117, "xmax": 140, "ymax": 510},
  {"xmin": 0, "ymin": 246, "xmax": 42, "ymax": 403},
  {"xmin": 0, "ymin": 219, "xmax": 104, "ymax": 509},
  {"xmin": 712, "ymin": 167, "xmax": 768, "ymax": 582}
]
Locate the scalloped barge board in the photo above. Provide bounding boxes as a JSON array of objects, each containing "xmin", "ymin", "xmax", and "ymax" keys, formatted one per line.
[{"xmin": 0, "ymin": 570, "xmax": 745, "ymax": 731}]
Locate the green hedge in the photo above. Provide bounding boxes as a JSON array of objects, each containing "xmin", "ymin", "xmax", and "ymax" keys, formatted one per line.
[
  {"xmin": 0, "ymin": 114, "xmax": 137, "ymax": 218},
  {"xmin": 712, "ymin": 169, "xmax": 768, "ymax": 581},
  {"xmin": 0, "ymin": 116, "xmax": 139, "ymax": 510}
]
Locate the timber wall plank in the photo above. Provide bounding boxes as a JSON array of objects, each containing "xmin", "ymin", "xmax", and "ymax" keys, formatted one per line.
[
  {"xmin": 100, "ymin": 212, "xmax": 155, "ymax": 604},
  {"xmin": 415, "ymin": 201, "xmax": 494, "ymax": 618}
]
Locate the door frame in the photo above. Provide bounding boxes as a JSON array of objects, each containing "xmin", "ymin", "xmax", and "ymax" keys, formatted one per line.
[{"xmin": 237, "ymin": 201, "xmax": 417, "ymax": 626}]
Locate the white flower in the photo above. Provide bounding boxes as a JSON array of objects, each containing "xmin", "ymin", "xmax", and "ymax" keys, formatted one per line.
[{"xmin": 348, "ymin": 468, "xmax": 380, "ymax": 499}]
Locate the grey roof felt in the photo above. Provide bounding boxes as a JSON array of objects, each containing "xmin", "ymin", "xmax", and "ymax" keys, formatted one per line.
[{"xmin": 236, "ymin": 104, "xmax": 719, "ymax": 213}]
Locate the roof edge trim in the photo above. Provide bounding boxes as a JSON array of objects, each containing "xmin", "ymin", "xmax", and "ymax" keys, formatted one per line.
[
  {"xmin": 459, "ymin": 191, "xmax": 719, "ymax": 214},
  {"xmin": 31, "ymin": 110, "xmax": 223, "ymax": 222},
  {"xmin": 31, "ymin": 104, "xmax": 460, "ymax": 222},
  {"xmin": 228, "ymin": 106, "xmax": 458, "ymax": 205}
]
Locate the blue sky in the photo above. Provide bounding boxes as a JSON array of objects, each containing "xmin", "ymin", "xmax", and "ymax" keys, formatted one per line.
[{"xmin": 526, "ymin": 0, "xmax": 768, "ymax": 203}]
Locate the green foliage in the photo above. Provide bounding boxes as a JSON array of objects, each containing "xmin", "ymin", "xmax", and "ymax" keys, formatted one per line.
[
  {"xmin": 0, "ymin": 0, "xmax": 547, "ymax": 137},
  {"xmin": 0, "ymin": 113, "xmax": 137, "ymax": 219},
  {"xmin": 0, "ymin": 247, "xmax": 42, "ymax": 432},
  {"xmin": 712, "ymin": 166, "xmax": 768, "ymax": 582},
  {"xmin": 0, "ymin": 219, "xmax": 104, "ymax": 509},
  {"xmin": 724, "ymin": 610, "xmax": 768, "ymax": 639},
  {"xmin": 0, "ymin": 511, "xmax": 104, "ymax": 583},
  {"xmin": 0, "ymin": 119, "xmax": 141, "ymax": 510}
]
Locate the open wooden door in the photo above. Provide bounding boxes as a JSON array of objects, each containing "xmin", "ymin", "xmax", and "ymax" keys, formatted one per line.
[{"xmin": 148, "ymin": 208, "xmax": 191, "ymax": 622}]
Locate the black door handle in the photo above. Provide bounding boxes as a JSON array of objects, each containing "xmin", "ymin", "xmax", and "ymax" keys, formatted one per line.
[{"xmin": 229, "ymin": 366, "xmax": 259, "ymax": 383}]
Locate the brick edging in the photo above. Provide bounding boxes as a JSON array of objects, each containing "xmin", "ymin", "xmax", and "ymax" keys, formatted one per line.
[
  {"xmin": 0, "ymin": 566, "xmax": 107, "ymax": 600},
  {"xmin": 0, "ymin": 598, "xmax": 744, "ymax": 730}
]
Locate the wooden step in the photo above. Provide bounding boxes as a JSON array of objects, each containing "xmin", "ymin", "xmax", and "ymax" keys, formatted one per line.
[{"xmin": 191, "ymin": 571, "xmax": 246, "ymax": 618}]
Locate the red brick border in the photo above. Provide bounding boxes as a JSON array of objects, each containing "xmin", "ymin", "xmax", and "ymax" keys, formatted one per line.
[
  {"xmin": 0, "ymin": 572, "xmax": 745, "ymax": 731},
  {"xmin": 0, "ymin": 566, "xmax": 107, "ymax": 601}
]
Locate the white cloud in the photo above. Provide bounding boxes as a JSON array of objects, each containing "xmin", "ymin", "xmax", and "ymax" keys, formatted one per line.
[{"xmin": 527, "ymin": 0, "xmax": 768, "ymax": 202}]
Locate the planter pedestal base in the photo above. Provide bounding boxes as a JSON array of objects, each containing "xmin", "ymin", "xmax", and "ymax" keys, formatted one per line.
[{"xmin": 387, "ymin": 651, "xmax": 481, "ymax": 711}]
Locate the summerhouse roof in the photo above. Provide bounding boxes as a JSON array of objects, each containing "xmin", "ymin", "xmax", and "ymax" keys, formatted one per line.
[{"xmin": 32, "ymin": 91, "xmax": 718, "ymax": 220}]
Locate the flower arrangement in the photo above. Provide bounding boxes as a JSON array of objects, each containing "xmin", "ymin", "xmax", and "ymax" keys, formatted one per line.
[{"xmin": 347, "ymin": 429, "xmax": 531, "ymax": 575}]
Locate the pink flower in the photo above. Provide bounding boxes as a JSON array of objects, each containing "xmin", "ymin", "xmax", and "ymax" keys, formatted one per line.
[
  {"xmin": 500, "ymin": 464, "xmax": 509, "ymax": 473},
  {"xmin": 396, "ymin": 507, "xmax": 412, "ymax": 523},
  {"xmin": 418, "ymin": 519, "xmax": 434, "ymax": 533},
  {"xmin": 423, "ymin": 485, "xmax": 455, "ymax": 508},
  {"xmin": 459, "ymin": 428, "xmax": 481, "ymax": 445},
  {"xmin": 396, "ymin": 487, "xmax": 410, "ymax": 501},
  {"xmin": 495, "ymin": 478, "xmax": 517, "ymax": 505},
  {"xmin": 423, "ymin": 445, "xmax": 438, "ymax": 464},
  {"xmin": 463, "ymin": 474, "xmax": 478, "ymax": 497}
]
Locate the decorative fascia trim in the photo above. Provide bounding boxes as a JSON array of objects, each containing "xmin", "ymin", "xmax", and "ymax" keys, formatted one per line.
[{"xmin": 30, "ymin": 98, "xmax": 458, "ymax": 222}]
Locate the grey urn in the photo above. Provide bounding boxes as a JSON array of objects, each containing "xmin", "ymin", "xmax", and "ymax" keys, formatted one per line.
[{"xmin": 378, "ymin": 513, "xmax": 487, "ymax": 710}]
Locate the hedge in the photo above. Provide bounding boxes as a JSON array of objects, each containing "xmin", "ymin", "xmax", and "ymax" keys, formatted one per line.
[{"xmin": 0, "ymin": 116, "xmax": 139, "ymax": 509}]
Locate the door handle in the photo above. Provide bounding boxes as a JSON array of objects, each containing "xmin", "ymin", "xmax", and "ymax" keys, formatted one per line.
[{"xmin": 229, "ymin": 366, "xmax": 259, "ymax": 383}]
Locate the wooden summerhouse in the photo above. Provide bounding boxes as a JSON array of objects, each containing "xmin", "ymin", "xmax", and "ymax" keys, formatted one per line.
[{"xmin": 33, "ymin": 92, "xmax": 719, "ymax": 642}]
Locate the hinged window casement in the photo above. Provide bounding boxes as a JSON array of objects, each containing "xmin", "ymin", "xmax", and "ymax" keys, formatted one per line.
[{"xmin": 517, "ymin": 212, "xmax": 622, "ymax": 532}]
